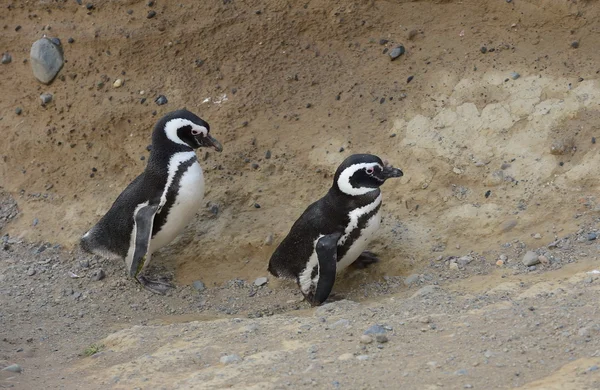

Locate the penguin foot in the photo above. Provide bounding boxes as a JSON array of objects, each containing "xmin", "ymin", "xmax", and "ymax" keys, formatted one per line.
[
  {"xmin": 137, "ymin": 274, "xmax": 174, "ymax": 295},
  {"xmin": 352, "ymin": 251, "xmax": 380, "ymax": 269}
]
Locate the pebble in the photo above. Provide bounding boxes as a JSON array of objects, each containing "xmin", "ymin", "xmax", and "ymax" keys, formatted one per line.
[
  {"xmin": 571, "ymin": 41, "xmax": 579, "ymax": 48},
  {"xmin": 40, "ymin": 93, "xmax": 53, "ymax": 106},
  {"xmin": 2, "ymin": 364, "xmax": 22, "ymax": 373},
  {"xmin": 265, "ymin": 150, "xmax": 272, "ymax": 159},
  {"xmin": 364, "ymin": 324, "xmax": 386, "ymax": 335},
  {"xmin": 155, "ymin": 95, "xmax": 168, "ymax": 105},
  {"xmin": 254, "ymin": 203, "xmax": 261, "ymax": 209},
  {"xmin": 404, "ymin": 274, "xmax": 420, "ymax": 286},
  {"xmin": 480, "ymin": 46, "xmax": 487, "ymax": 53},
  {"xmin": 588, "ymin": 232, "xmax": 597, "ymax": 241},
  {"xmin": 457, "ymin": 256, "xmax": 473, "ymax": 267},
  {"xmin": 30, "ymin": 37, "xmax": 64, "ymax": 84},
  {"xmin": 113, "ymin": 79, "xmax": 123, "ymax": 88},
  {"xmin": 33, "ymin": 218, "xmax": 39, "ymax": 226},
  {"xmin": 15, "ymin": 107, "xmax": 22, "ymax": 115},
  {"xmin": 2, "ymin": 53, "xmax": 12, "ymax": 64},
  {"xmin": 538, "ymin": 255, "xmax": 550, "ymax": 265},
  {"xmin": 27, "ymin": 267, "xmax": 36, "ymax": 276},
  {"xmin": 499, "ymin": 254, "xmax": 508, "ymax": 261},
  {"xmin": 360, "ymin": 335, "xmax": 373, "ymax": 344},
  {"xmin": 68, "ymin": 37, "xmax": 75, "ymax": 44},
  {"xmin": 220, "ymin": 354, "xmax": 242, "ymax": 364},
  {"xmin": 533, "ymin": 233, "xmax": 542, "ymax": 239},
  {"xmin": 254, "ymin": 277, "xmax": 268, "ymax": 286},
  {"xmin": 449, "ymin": 262, "xmax": 459, "ymax": 271},
  {"xmin": 510, "ymin": 72, "xmax": 520, "ymax": 80},
  {"xmin": 147, "ymin": 10, "xmax": 157, "ymax": 19},
  {"xmin": 389, "ymin": 45, "xmax": 405, "ymax": 60},
  {"xmin": 455, "ymin": 369, "xmax": 468, "ymax": 376},
  {"xmin": 379, "ymin": 39, "xmax": 389, "ymax": 45},
  {"xmin": 264, "ymin": 233, "xmax": 274, "ymax": 246},
  {"xmin": 587, "ymin": 365, "xmax": 599, "ymax": 372},
  {"xmin": 356, "ymin": 355, "xmax": 369, "ymax": 361},
  {"xmin": 375, "ymin": 334, "xmax": 388, "ymax": 343},
  {"xmin": 92, "ymin": 269, "xmax": 106, "ymax": 281},
  {"xmin": 522, "ymin": 251, "xmax": 540, "ymax": 266}
]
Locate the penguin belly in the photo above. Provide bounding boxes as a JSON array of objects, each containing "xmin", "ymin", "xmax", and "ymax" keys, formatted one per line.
[
  {"xmin": 149, "ymin": 161, "xmax": 205, "ymax": 253},
  {"xmin": 336, "ymin": 209, "xmax": 381, "ymax": 271}
]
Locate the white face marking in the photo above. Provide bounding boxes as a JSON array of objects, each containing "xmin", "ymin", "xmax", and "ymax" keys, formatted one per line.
[
  {"xmin": 150, "ymin": 161, "xmax": 205, "ymax": 253},
  {"xmin": 299, "ymin": 235, "xmax": 324, "ymax": 294},
  {"xmin": 338, "ymin": 193, "xmax": 382, "ymax": 246},
  {"xmin": 160, "ymin": 151, "xmax": 197, "ymax": 208},
  {"xmin": 337, "ymin": 162, "xmax": 383, "ymax": 196},
  {"xmin": 125, "ymin": 201, "xmax": 150, "ymax": 270},
  {"xmin": 164, "ymin": 118, "xmax": 208, "ymax": 147}
]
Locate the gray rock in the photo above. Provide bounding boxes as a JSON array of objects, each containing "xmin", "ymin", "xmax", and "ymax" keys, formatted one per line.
[
  {"xmin": 375, "ymin": 334, "xmax": 388, "ymax": 343},
  {"xmin": 192, "ymin": 280, "xmax": 206, "ymax": 291},
  {"xmin": 457, "ymin": 255, "xmax": 473, "ymax": 267},
  {"xmin": 2, "ymin": 364, "xmax": 22, "ymax": 373},
  {"xmin": 360, "ymin": 335, "xmax": 373, "ymax": 344},
  {"xmin": 155, "ymin": 95, "xmax": 168, "ymax": 105},
  {"xmin": 92, "ymin": 269, "xmax": 106, "ymax": 281},
  {"xmin": 40, "ymin": 93, "xmax": 53, "ymax": 106},
  {"xmin": 27, "ymin": 267, "xmax": 36, "ymax": 276},
  {"xmin": 588, "ymin": 232, "xmax": 597, "ymax": 241},
  {"xmin": 356, "ymin": 355, "xmax": 370, "ymax": 361},
  {"xmin": 15, "ymin": 107, "xmax": 22, "ymax": 115},
  {"xmin": 254, "ymin": 277, "xmax": 268, "ymax": 286},
  {"xmin": 2, "ymin": 53, "xmax": 12, "ymax": 64},
  {"xmin": 522, "ymin": 251, "xmax": 539, "ymax": 266},
  {"xmin": 264, "ymin": 233, "xmax": 273, "ymax": 246},
  {"xmin": 455, "ymin": 369, "xmax": 468, "ymax": 376},
  {"xmin": 510, "ymin": 72, "xmax": 520, "ymax": 80},
  {"xmin": 587, "ymin": 365, "xmax": 599, "ymax": 372},
  {"xmin": 30, "ymin": 37, "xmax": 64, "ymax": 84},
  {"xmin": 404, "ymin": 274, "xmax": 420, "ymax": 286},
  {"xmin": 389, "ymin": 45, "xmax": 405, "ymax": 60},
  {"xmin": 364, "ymin": 324, "xmax": 386, "ymax": 335},
  {"xmin": 220, "ymin": 354, "xmax": 242, "ymax": 364}
]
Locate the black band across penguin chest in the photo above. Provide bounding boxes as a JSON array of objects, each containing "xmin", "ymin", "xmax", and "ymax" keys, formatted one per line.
[
  {"xmin": 151, "ymin": 157, "xmax": 197, "ymax": 236},
  {"xmin": 335, "ymin": 202, "xmax": 381, "ymax": 260}
]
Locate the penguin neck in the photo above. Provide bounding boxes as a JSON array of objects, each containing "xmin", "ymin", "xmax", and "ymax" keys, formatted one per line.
[{"xmin": 326, "ymin": 186, "xmax": 381, "ymax": 211}]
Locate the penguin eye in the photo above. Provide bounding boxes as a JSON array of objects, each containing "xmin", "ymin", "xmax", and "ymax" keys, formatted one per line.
[
  {"xmin": 366, "ymin": 168, "xmax": 374, "ymax": 174},
  {"xmin": 191, "ymin": 129, "xmax": 201, "ymax": 136}
]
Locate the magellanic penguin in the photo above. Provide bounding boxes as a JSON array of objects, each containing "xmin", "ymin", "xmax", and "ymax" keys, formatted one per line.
[
  {"xmin": 268, "ymin": 154, "xmax": 403, "ymax": 306},
  {"xmin": 80, "ymin": 109, "xmax": 222, "ymax": 294}
]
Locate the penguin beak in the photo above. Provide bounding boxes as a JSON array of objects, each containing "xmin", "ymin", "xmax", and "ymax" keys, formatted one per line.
[
  {"xmin": 198, "ymin": 134, "xmax": 223, "ymax": 152},
  {"xmin": 382, "ymin": 166, "xmax": 403, "ymax": 179}
]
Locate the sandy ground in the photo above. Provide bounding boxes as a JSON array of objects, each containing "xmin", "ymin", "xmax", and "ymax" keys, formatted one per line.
[{"xmin": 2, "ymin": 0, "xmax": 600, "ymax": 388}]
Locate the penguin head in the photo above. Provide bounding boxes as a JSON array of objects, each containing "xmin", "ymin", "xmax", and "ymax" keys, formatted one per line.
[
  {"xmin": 334, "ymin": 154, "xmax": 403, "ymax": 196},
  {"xmin": 156, "ymin": 109, "xmax": 223, "ymax": 152}
]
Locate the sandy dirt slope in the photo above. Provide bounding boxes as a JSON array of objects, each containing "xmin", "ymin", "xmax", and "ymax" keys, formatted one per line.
[{"xmin": 2, "ymin": 0, "xmax": 600, "ymax": 388}]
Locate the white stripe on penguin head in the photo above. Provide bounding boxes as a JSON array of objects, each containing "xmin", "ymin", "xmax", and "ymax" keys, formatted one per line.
[
  {"xmin": 164, "ymin": 118, "xmax": 208, "ymax": 147},
  {"xmin": 336, "ymin": 162, "xmax": 382, "ymax": 196}
]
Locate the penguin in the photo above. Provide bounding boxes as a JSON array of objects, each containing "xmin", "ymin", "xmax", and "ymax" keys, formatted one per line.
[
  {"xmin": 80, "ymin": 109, "xmax": 222, "ymax": 294},
  {"xmin": 268, "ymin": 154, "xmax": 403, "ymax": 306}
]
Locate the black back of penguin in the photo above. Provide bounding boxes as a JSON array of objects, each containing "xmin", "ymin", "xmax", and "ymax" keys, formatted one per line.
[
  {"xmin": 267, "ymin": 154, "xmax": 389, "ymax": 279},
  {"xmin": 80, "ymin": 110, "xmax": 209, "ymax": 258}
]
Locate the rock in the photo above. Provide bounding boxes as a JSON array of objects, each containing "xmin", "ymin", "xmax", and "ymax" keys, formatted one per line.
[
  {"xmin": 522, "ymin": 251, "xmax": 540, "ymax": 266},
  {"xmin": 587, "ymin": 365, "xmax": 599, "ymax": 372},
  {"xmin": 30, "ymin": 37, "xmax": 64, "ymax": 84},
  {"xmin": 480, "ymin": 46, "xmax": 487, "ymax": 53},
  {"xmin": 449, "ymin": 262, "xmax": 459, "ymax": 271},
  {"xmin": 264, "ymin": 233, "xmax": 273, "ymax": 246},
  {"xmin": 510, "ymin": 72, "xmax": 520, "ymax": 80},
  {"xmin": 364, "ymin": 324, "xmax": 386, "ymax": 335},
  {"xmin": 499, "ymin": 219, "xmax": 517, "ymax": 233},
  {"xmin": 375, "ymin": 334, "xmax": 388, "ymax": 343},
  {"xmin": 192, "ymin": 280, "xmax": 206, "ymax": 291},
  {"xmin": 379, "ymin": 39, "xmax": 389, "ymax": 45},
  {"xmin": 155, "ymin": 95, "xmax": 168, "ymax": 105},
  {"xmin": 15, "ymin": 107, "xmax": 22, "ymax": 115},
  {"xmin": 550, "ymin": 138, "xmax": 574, "ymax": 155},
  {"xmin": 571, "ymin": 41, "xmax": 579, "ymax": 48},
  {"xmin": 419, "ymin": 316, "xmax": 431, "ymax": 324},
  {"xmin": 68, "ymin": 37, "xmax": 75, "ymax": 44},
  {"xmin": 265, "ymin": 150, "xmax": 272, "ymax": 159},
  {"xmin": 499, "ymin": 254, "xmax": 508, "ymax": 261},
  {"xmin": 220, "ymin": 354, "xmax": 241, "ymax": 364},
  {"xmin": 538, "ymin": 255, "xmax": 550, "ymax": 265},
  {"xmin": 455, "ymin": 369, "xmax": 468, "ymax": 376},
  {"xmin": 2, "ymin": 52, "xmax": 12, "ymax": 64},
  {"xmin": 2, "ymin": 364, "xmax": 22, "ymax": 373},
  {"xmin": 338, "ymin": 353, "xmax": 354, "ymax": 361},
  {"xmin": 113, "ymin": 79, "xmax": 123, "ymax": 88},
  {"xmin": 389, "ymin": 45, "xmax": 405, "ymax": 60},
  {"xmin": 360, "ymin": 335, "xmax": 373, "ymax": 344},
  {"xmin": 91, "ymin": 269, "xmax": 106, "ymax": 281},
  {"xmin": 254, "ymin": 277, "xmax": 268, "ymax": 286},
  {"xmin": 457, "ymin": 256, "xmax": 473, "ymax": 267},
  {"xmin": 588, "ymin": 232, "xmax": 597, "ymax": 241},
  {"xmin": 40, "ymin": 93, "xmax": 53, "ymax": 106},
  {"xmin": 27, "ymin": 267, "xmax": 36, "ymax": 276},
  {"xmin": 485, "ymin": 170, "xmax": 505, "ymax": 186},
  {"xmin": 404, "ymin": 274, "xmax": 420, "ymax": 286},
  {"xmin": 533, "ymin": 233, "xmax": 542, "ymax": 239},
  {"xmin": 496, "ymin": 260, "xmax": 504, "ymax": 266},
  {"xmin": 147, "ymin": 10, "xmax": 157, "ymax": 19},
  {"xmin": 356, "ymin": 355, "xmax": 369, "ymax": 361}
]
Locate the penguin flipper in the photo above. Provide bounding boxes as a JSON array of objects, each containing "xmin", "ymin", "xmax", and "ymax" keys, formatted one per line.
[
  {"xmin": 129, "ymin": 203, "xmax": 159, "ymax": 278},
  {"xmin": 309, "ymin": 232, "xmax": 343, "ymax": 306}
]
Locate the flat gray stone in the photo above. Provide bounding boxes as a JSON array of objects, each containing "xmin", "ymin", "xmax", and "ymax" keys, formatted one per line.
[
  {"xmin": 254, "ymin": 277, "xmax": 268, "ymax": 286},
  {"xmin": 220, "ymin": 354, "xmax": 242, "ymax": 364},
  {"xmin": 2, "ymin": 364, "xmax": 22, "ymax": 373},
  {"xmin": 522, "ymin": 251, "xmax": 540, "ymax": 266},
  {"xmin": 192, "ymin": 280, "xmax": 205, "ymax": 291},
  {"xmin": 30, "ymin": 37, "xmax": 64, "ymax": 84},
  {"xmin": 364, "ymin": 324, "xmax": 386, "ymax": 335}
]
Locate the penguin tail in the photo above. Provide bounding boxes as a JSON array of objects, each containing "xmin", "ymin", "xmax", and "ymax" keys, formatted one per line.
[{"xmin": 79, "ymin": 231, "xmax": 94, "ymax": 253}]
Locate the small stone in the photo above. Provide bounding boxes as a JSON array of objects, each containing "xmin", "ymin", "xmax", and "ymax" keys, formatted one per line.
[
  {"xmin": 254, "ymin": 277, "xmax": 268, "ymax": 286},
  {"xmin": 499, "ymin": 254, "xmax": 508, "ymax": 261},
  {"xmin": 375, "ymin": 334, "xmax": 388, "ymax": 343},
  {"xmin": 92, "ymin": 269, "xmax": 105, "ymax": 281},
  {"xmin": 265, "ymin": 150, "xmax": 272, "ymax": 159},
  {"xmin": 251, "ymin": 163, "xmax": 259, "ymax": 169},
  {"xmin": 32, "ymin": 218, "xmax": 39, "ymax": 226},
  {"xmin": 338, "ymin": 353, "xmax": 354, "ymax": 361},
  {"xmin": 533, "ymin": 233, "xmax": 542, "ymax": 239},
  {"xmin": 464, "ymin": 385, "xmax": 473, "ymax": 389},
  {"xmin": 15, "ymin": 25, "xmax": 22, "ymax": 31},
  {"xmin": 264, "ymin": 233, "xmax": 274, "ymax": 246},
  {"xmin": 587, "ymin": 232, "xmax": 597, "ymax": 241},
  {"xmin": 192, "ymin": 280, "xmax": 206, "ymax": 291},
  {"xmin": 480, "ymin": 46, "xmax": 487, "ymax": 54},
  {"xmin": 449, "ymin": 262, "xmax": 459, "ymax": 271},
  {"xmin": 538, "ymin": 255, "xmax": 550, "ymax": 265},
  {"xmin": 113, "ymin": 79, "xmax": 123, "ymax": 88},
  {"xmin": 68, "ymin": 37, "xmax": 75, "ymax": 44},
  {"xmin": 592, "ymin": 137, "xmax": 596, "ymax": 144},
  {"xmin": 587, "ymin": 365, "xmax": 599, "ymax": 372},
  {"xmin": 419, "ymin": 316, "xmax": 431, "ymax": 324},
  {"xmin": 2, "ymin": 364, "xmax": 22, "ymax": 373},
  {"xmin": 330, "ymin": 319, "xmax": 350, "ymax": 329},
  {"xmin": 571, "ymin": 41, "xmax": 579, "ymax": 48},
  {"xmin": 220, "ymin": 354, "xmax": 241, "ymax": 364},
  {"xmin": 404, "ymin": 274, "xmax": 419, "ymax": 286},
  {"xmin": 40, "ymin": 93, "xmax": 53, "ymax": 106},
  {"xmin": 455, "ymin": 369, "xmax": 468, "ymax": 376},
  {"xmin": 86, "ymin": 3, "xmax": 94, "ymax": 10},
  {"xmin": 15, "ymin": 107, "xmax": 22, "ymax": 115},
  {"xmin": 379, "ymin": 39, "xmax": 389, "ymax": 45},
  {"xmin": 550, "ymin": 138, "xmax": 575, "ymax": 155},
  {"xmin": 356, "ymin": 355, "xmax": 370, "ymax": 361},
  {"xmin": 1, "ymin": 52, "xmax": 12, "ymax": 64},
  {"xmin": 522, "ymin": 251, "xmax": 540, "ymax": 266},
  {"xmin": 364, "ymin": 324, "xmax": 386, "ymax": 335},
  {"xmin": 389, "ymin": 45, "xmax": 405, "ymax": 60},
  {"xmin": 457, "ymin": 256, "xmax": 473, "ymax": 267},
  {"xmin": 27, "ymin": 267, "xmax": 36, "ymax": 276},
  {"xmin": 407, "ymin": 75, "xmax": 414, "ymax": 83},
  {"xmin": 496, "ymin": 260, "xmax": 504, "ymax": 266},
  {"xmin": 360, "ymin": 335, "xmax": 373, "ymax": 344},
  {"xmin": 254, "ymin": 203, "xmax": 261, "ymax": 209},
  {"xmin": 30, "ymin": 37, "xmax": 64, "ymax": 84},
  {"xmin": 155, "ymin": 95, "xmax": 168, "ymax": 105},
  {"xmin": 510, "ymin": 72, "xmax": 520, "ymax": 80},
  {"xmin": 147, "ymin": 10, "xmax": 157, "ymax": 18}
]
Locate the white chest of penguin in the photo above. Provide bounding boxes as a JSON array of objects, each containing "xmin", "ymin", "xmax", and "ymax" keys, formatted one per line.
[
  {"xmin": 336, "ymin": 194, "xmax": 383, "ymax": 271},
  {"xmin": 149, "ymin": 158, "xmax": 205, "ymax": 252}
]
